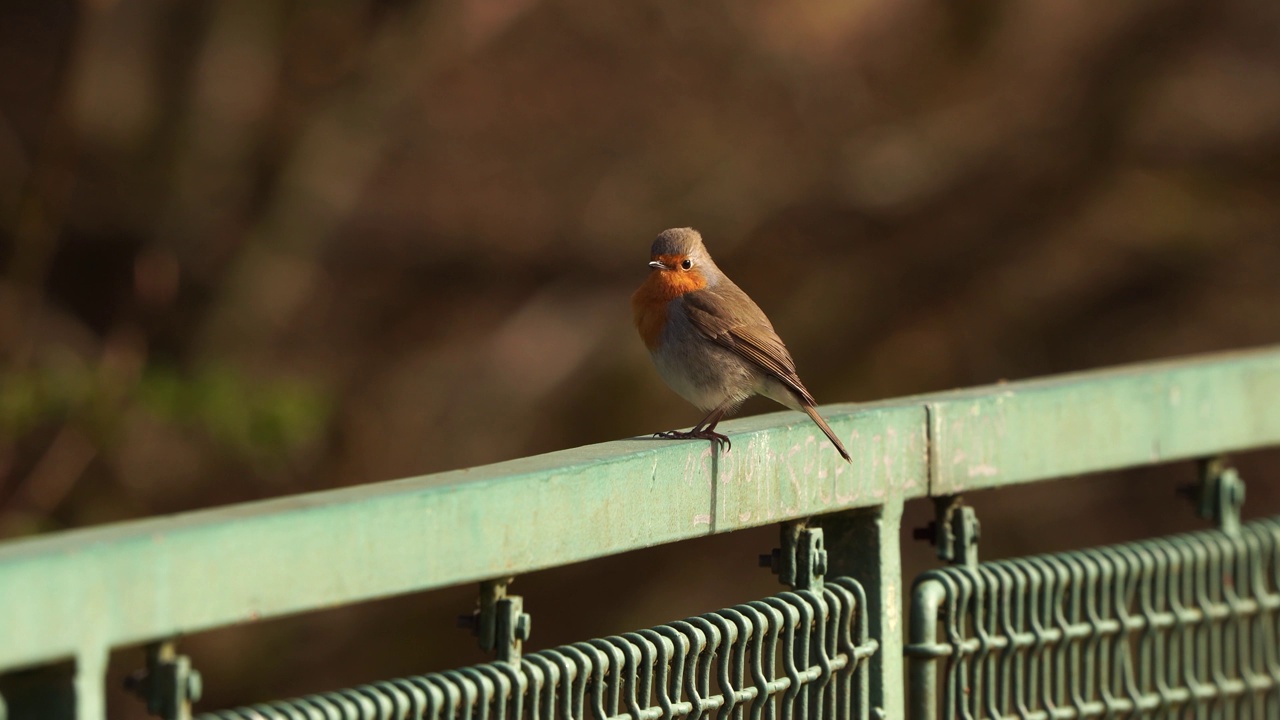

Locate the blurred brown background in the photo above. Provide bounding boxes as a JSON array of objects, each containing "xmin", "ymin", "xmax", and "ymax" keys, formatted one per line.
[{"xmin": 2, "ymin": 0, "xmax": 1279, "ymax": 716}]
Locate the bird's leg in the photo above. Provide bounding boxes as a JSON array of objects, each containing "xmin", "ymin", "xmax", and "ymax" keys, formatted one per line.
[{"xmin": 654, "ymin": 404, "xmax": 733, "ymax": 452}]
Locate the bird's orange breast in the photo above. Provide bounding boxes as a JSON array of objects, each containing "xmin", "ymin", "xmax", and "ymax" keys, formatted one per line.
[{"xmin": 631, "ymin": 262, "xmax": 707, "ymax": 350}]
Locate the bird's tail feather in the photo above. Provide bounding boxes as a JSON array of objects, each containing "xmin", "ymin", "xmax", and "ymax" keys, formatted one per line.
[{"xmin": 803, "ymin": 404, "xmax": 852, "ymax": 462}]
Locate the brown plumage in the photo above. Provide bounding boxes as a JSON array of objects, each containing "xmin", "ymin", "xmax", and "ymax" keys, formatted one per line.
[{"xmin": 631, "ymin": 227, "xmax": 851, "ymax": 462}]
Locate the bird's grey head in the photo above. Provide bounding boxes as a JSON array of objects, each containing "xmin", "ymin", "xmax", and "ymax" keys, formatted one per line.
[
  {"xmin": 650, "ymin": 227, "xmax": 706, "ymax": 258},
  {"xmin": 647, "ymin": 227, "xmax": 721, "ymax": 277}
]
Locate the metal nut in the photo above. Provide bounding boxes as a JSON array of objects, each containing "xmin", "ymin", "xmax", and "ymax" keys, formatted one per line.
[
  {"xmin": 514, "ymin": 613, "xmax": 532, "ymax": 641},
  {"xmin": 185, "ymin": 670, "xmax": 203, "ymax": 703},
  {"xmin": 813, "ymin": 548, "xmax": 829, "ymax": 576}
]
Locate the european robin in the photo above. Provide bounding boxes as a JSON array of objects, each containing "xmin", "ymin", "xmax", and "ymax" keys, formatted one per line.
[{"xmin": 631, "ymin": 227, "xmax": 852, "ymax": 462}]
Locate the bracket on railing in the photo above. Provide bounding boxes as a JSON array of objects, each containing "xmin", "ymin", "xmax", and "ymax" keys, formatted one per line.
[
  {"xmin": 1182, "ymin": 456, "xmax": 1245, "ymax": 535},
  {"xmin": 913, "ymin": 495, "xmax": 980, "ymax": 568},
  {"xmin": 457, "ymin": 578, "xmax": 531, "ymax": 664},
  {"xmin": 760, "ymin": 522, "xmax": 827, "ymax": 591},
  {"xmin": 123, "ymin": 640, "xmax": 202, "ymax": 720}
]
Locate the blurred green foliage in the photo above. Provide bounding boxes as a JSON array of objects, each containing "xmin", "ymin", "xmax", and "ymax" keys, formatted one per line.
[
  {"xmin": 138, "ymin": 366, "xmax": 331, "ymax": 460},
  {"xmin": 1, "ymin": 363, "xmax": 330, "ymax": 462}
]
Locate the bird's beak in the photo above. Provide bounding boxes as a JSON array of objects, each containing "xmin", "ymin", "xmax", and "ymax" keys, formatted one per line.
[{"xmin": 648, "ymin": 260, "xmax": 668, "ymax": 270}]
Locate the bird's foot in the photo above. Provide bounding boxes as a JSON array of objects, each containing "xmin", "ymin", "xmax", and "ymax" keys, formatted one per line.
[{"xmin": 653, "ymin": 429, "xmax": 732, "ymax": 453}]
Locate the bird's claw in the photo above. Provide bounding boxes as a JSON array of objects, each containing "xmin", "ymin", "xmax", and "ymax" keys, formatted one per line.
[{"xmin": 653, "ymin": 429, "xmax": 732, "ymax": 453}]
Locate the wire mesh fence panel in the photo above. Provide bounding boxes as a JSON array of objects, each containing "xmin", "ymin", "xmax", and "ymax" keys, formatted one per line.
[
  {"xmin": 197, "ymin": 578, "xmax": 877, "ymax": 720},
  {"xmin": 907, "ymin": 517, "xmax": 1280, "ymax": 719}
]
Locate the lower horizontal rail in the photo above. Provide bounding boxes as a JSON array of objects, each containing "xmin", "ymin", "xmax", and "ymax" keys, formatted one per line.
[{"xmin": 197, "ymin": 579, "xmax": 877, "ymax": 720}]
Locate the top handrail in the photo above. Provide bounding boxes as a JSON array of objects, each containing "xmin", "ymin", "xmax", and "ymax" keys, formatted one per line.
[{"xmin": 1, "ymin": 345, "xmax": 1278, "ymax": 671}]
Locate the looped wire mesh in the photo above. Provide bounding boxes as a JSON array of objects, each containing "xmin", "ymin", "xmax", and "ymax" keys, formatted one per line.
[
  {"xmin": 907, "ymin": 516, "xmax": 1280, "ymax": 719},
  {"xmin": 198, "ymin": 577, "xmax": 877, "ymax": 720}
]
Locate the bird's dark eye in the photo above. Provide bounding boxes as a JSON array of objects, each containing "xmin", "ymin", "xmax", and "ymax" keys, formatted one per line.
[{"xmin": 681, "ymin": 259, "xmax": 693, "ymax": 270}]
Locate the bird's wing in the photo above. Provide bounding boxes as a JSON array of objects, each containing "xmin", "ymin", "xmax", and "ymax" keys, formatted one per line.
[{"xmin": 681, "ymin": 286, "xmax": 817, "ymax": 406}]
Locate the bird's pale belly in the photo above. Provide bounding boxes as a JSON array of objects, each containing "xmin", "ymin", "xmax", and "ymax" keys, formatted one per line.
[{"xmin": 650, "ymin": 343, "xmax": 756, "ymax": 411}]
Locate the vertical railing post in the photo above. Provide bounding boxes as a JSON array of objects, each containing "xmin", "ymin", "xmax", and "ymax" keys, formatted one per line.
[
  {"xmin": 819, "ymin": 496, "xmax": 906, "ymax": 720},
  {"xmin": 0, "ymin": 661, "xmax": 77, "ymax": 720},
  {"xmin": 74, "ymin": 648, "xmax": 108, "ymax": 720},
  {"xmin": 0, "ymin": 646, "xmax": 105, "ymax": 720}
]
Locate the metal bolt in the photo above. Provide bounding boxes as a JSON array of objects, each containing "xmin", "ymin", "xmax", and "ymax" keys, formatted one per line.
[
  {"xmin": 123, "ymin": 668, "xmax": 146, "ymax": 696},
  {"xmin": 912, "ymin": 521, "xmax": 937, "ymax": 543},
  {"xmin": 759, "ymin": 549, "xmax": 781, "ymax": 573}
]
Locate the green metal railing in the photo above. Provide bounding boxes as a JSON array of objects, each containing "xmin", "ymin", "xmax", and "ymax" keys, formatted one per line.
[
  {"xmin": 1, "ymin": 346, "xmax": 1278, "ymax": 719},
  {"xmin": 906, "ymin": 514, "xmax": 1280, "ymax": 718},
  {"xmin": 199, "ymin": 577, "xmax": 877, "ymax": 720}
]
